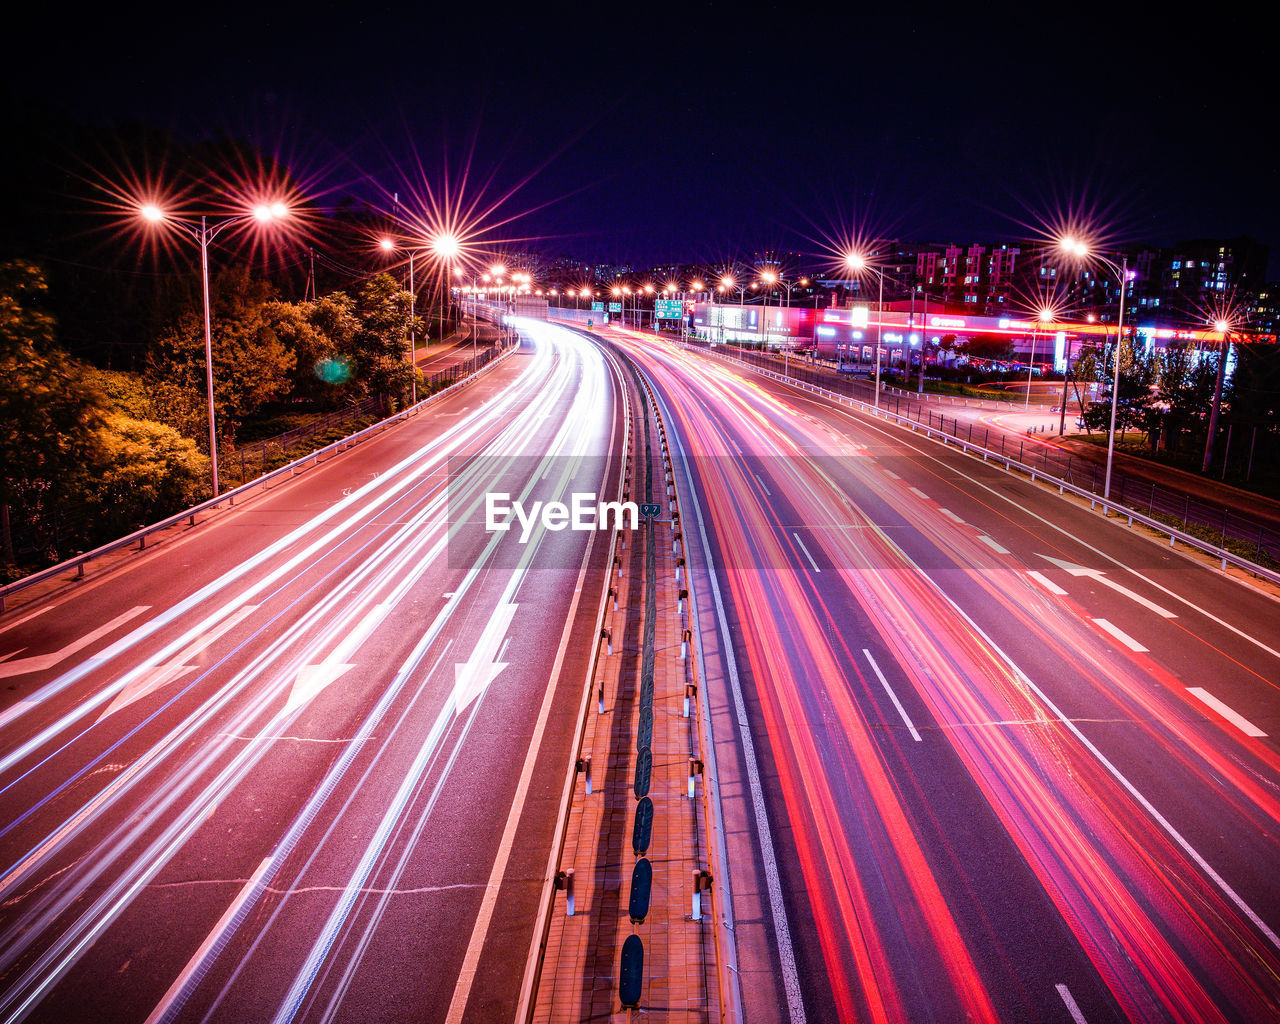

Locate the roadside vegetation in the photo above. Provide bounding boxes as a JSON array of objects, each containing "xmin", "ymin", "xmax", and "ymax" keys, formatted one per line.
[{"xmin": 1, "ymin": 259, "xmax": 420, "ymax": 577}]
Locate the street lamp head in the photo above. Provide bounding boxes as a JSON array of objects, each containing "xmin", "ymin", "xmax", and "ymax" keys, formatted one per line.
[
  {"xmin": 1038, "ymin": 307, "xmax": 1054, "ymax": 323},
  {"xmin": 760, "ymin": 270, "xmax": 777, "ymax": 285},
  {"xmin": 845, "ymin": 252, "xmax": 866, "ymax": 272},
  {"xmin": 490, "ymin": 263, "xmax": 506, "ymax": 276},
  {"xmin": 380, "ymin": 237, "xmax": 396, "ymax": 252},
  {"xmin": 253, "ymin": 202, "xmax": 286, "ymax": 223},
  {"xmin": 1059, "ymin": 237, "xmax": 1088, "ymax": 258},
  {"xmin": 140, "ymin": 204, "xmax": 165, "ymax": 223},
  {"xmin": 720, "ymin": 274, "xmax": 735, "ymax": 288},
  {"xmin": 431, "ymin": 233, "xmax": 460, "ymax": 260},
  {"xmin": 1214, "ymin": 318, "xmax": 1230, "ymax": 333}
]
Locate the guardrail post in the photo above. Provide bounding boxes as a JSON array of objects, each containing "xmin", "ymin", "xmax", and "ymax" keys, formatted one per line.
[
  {"xmin": 555, "ymin": 868, "xmax": 576, "ymax": 916},
  {"xmin": 688, "ymin": 757, "xmax": 703, "ymax": 799},
  {"xmin": 602, "ymin": 628, "xmax": 613, "ymax": 656},
  {"xmin": 684, "ymin": 681, "xmax": 696, "ymax": 718},
  {"xmin": 691, "ymin": 869, "xmax": 712, "ymax": 921},
  {"xmin": 677, "ymin": 588, "xmax": 688, "ymax": 616},
  {"xmin": 576, "ymin": 755, "xmax": 592, "ymax": 795}
]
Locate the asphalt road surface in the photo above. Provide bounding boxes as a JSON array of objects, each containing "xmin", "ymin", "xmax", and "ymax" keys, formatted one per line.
[
  {"xmin": 0, "ymin": 321, "xmax": 621, "ymax": 1023},
  {"xmin": 604, "ymin": 324, "xmax": 1280, "ymax": 1024}
]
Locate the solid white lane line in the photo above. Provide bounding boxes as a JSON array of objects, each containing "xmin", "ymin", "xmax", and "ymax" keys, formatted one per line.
[
  {"xmin": 978, "ymin": 535, "xmax": 1010, "ymax": 555},
  {"xmin": 863, "ymin": 650, "xmax": 922, "ymax": 741},
  {"xmin": 1093, "ymin": 618, "xmax": 1149, "ymax": 653},
  {"xmin": 792, "ymin": 533, "xmax": 821, "ymax": 573},
  {"xmin": 1187, "ymin": 687, "xmax": 1267, "ymax": 738},
  {"xmin": 939, "ymin": 508, "xmax": 965, "ymax": 524},
  {"xmin": 1027, "ymin": 571, "xmax": 1069, "ymax": 596},
  {"xmin": 1056, "ymin": 984, "xmax": 1089, "ymax": 1024},
  {"xmin": 753, "ymin": 473, "xmax": 772, "ymax": 496},
  {"xmin": 144, "ymin": 858, "xmax": 272, "ymax": 1024}
]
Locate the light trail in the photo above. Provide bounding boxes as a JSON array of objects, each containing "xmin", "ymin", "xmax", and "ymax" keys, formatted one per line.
[
  {"xmin": 615, "ymin": 329, "xmax": 1280, "ymax": 1022},
  {"xmin": 0, "ymin": 321, "xmax": 618, "ymax": 1022}
]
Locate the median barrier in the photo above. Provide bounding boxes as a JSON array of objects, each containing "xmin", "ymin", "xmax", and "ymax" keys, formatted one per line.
[
  {"xmin": 619, "ymin": 935, "xmax": 644, "ymax": 1008},
  {"xmin": 629, "ymin": 859, "xmax": 654, "ymax": 925},
  {"xmin": 633, "ymin": 746, "xmax": 653, "ymax": 799}
]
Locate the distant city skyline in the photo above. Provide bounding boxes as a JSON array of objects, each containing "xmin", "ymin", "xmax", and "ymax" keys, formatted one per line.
[{"xmin": 4, "ymin": 5, "xmax": 1274, "ymax": 278}]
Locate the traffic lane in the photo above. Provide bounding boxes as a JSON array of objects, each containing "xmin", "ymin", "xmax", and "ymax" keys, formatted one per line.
[
  {"xmin": 725, "ymin": 369, "xmax": 1280, "ymax": 1016},
  {"xmin": 772, "ymin": 379, "xmax": 1280, "ymax": 743},
  {"xmin": 0, "ymin": 329, "xmax": 590, "ymax": 867},
  {"xmin": 630, "ymin": 340, "xmax": 1113, "ymax": 1020},
  {"xmin": 0, "ymin": 344, "xmax": 538, "ymax": 718},
  {"xmin": 0, "ymin": 332, "xmax": 619, "ymax": 1018},
  {"xmin": 0, "ymin": 342, "xmax": 567, "ymax": 776},
  {"xmin": 657, "ymin": 398, "xmax": 1126, "ymax": 1022},
  {"xmin": 724, "ymin": 438, "xmax": 1280, "ymax": 1022},
  {"xmin": 24, "ymin": 555, "xmax": 602, "ymax": 1024},
  {"xmin": 143, "ymin": 365, "xmax": 622, "ymax": 1023},
  {"xmin": 640, "ymin": 340, "xmax": 1280, "ymax": 1018}
]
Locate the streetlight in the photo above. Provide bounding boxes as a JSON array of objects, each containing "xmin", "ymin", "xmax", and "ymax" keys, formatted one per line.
[
  {"xmin": 139, "ymin": 200, "xmax": 289, "ymax": 497},
  {"xmin": 1058, "ymin": 237, "xmax": 1132, "ymax": 499},
  {"xmin": 381, "ymin": 231, "xmax": 459, "ymax": 404},
  {"xmin": 1203, "ymin": 318, "xmax": 1232, "ymax": 473},
  {"xmin": 1026, "ymin": 306, "xmax": 1054, "ymax": 410},
  {"xmin": 846, "ymin": 251, "xmax": 885, "ymax": 409}
]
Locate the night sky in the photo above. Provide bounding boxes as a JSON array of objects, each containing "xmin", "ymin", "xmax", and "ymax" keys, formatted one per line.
[{"xmin": 4, "ymin": 3, "xmax": 1275, "ymax": 274}]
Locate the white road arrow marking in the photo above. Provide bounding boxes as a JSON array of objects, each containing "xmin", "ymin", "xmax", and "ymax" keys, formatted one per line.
[
  {"xmin": 0, "ymin": 607, "xmax": 149, "ymax": 680},
  {"xmin": 99, "ymin": 606, "xmax": 259, "ymax": 721},
  {"xmin": 1039, "ymin": 555, "xmax": 1177, "ymax": 618},
  {"xmin": 285, "ymin": 661, "xmax": 357, "ymax": 716},
  {"xmin": 453, "ymin": 603, "xmax": 518, "ymax": 714}
]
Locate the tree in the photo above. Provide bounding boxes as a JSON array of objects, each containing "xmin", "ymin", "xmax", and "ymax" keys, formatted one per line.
[
  {"xmin": 0, "ymin": 261, "xmax": 106, "ymax": 565},
  {"xmin": 69, "ymin": 413, "xmax": 208, "ymax": 539},
  {"xmin": 349, "ymin": 273, "xmax": 417, "ymax": 407},
  {"xmin": 145, "ymin": 265, "xmax": 296, "ymax": 447},
  {"xmin": 1151, "ymin": 345, "xmax": 1216, "ymax": 454},
  {"xmin": 1083, "ymin": 329, "xmax": 1157, "ymax": 439}
]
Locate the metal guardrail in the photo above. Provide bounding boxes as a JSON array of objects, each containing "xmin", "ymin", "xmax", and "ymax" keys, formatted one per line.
[
  {"xmin": 695, "ymin": 343, "xmax": 1280, "ymax": 588},
  {"xmin": 0, "ymin": 337, "xmax": 520, "ymax": 613}
]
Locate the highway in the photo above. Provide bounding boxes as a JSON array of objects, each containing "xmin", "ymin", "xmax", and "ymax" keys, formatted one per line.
[
  {"xmin": 0, "ymin": 322, "xmax": 622, "ymax": 1023},
  {"xmin": 604, "ymin": 325, "xmax": 1280, "ymax": 1023},
  {"xmin": 4, "ymin": 311, "xmax": 1280, "ymax": 1023}
]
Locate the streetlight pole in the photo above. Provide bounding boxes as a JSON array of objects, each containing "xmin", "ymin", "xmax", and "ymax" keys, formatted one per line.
[
  {"xmin": 141, "ymin": 202, "xmax": 289, "ymax": 498},
  {"xmin": 1061, "ymin": 239, "xmax": 1131, "ymax": 499},
  {"xmin": 1202, "ymin": 322, "xmax": 1231, "ymax": 473},
  {"xmin": 845, "ymin": 251, "xmax": 885, "ymax": 409},
  {"xmin": 198, "ymin": 216, "xmax": 218, "ymax": 491}
]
